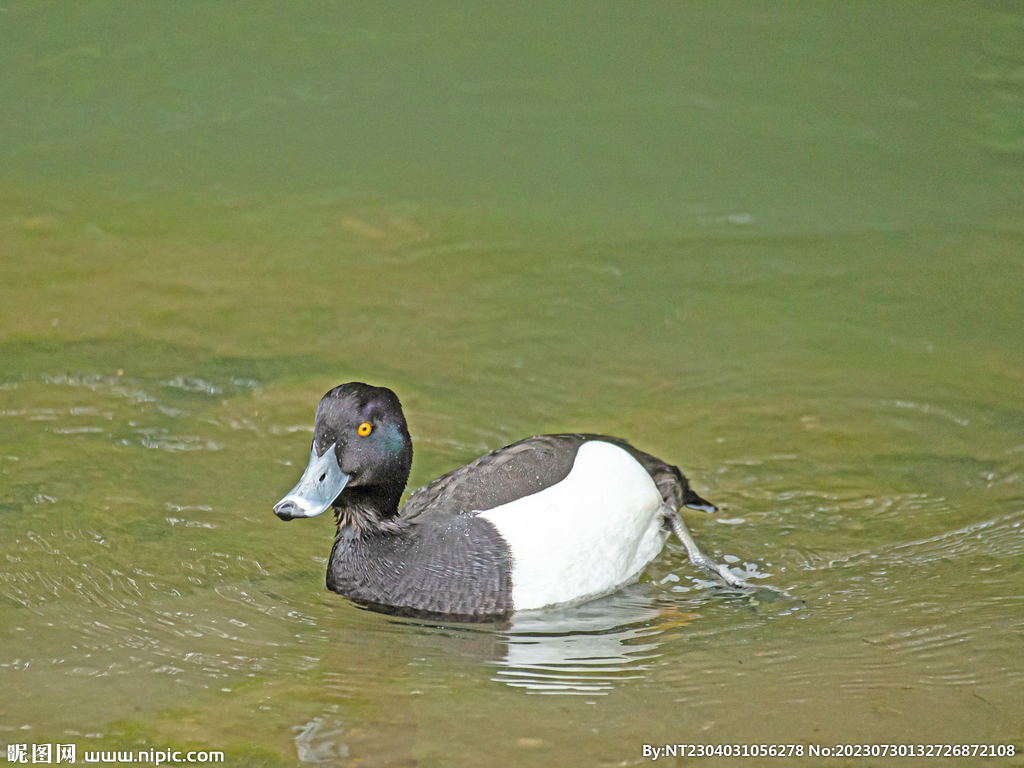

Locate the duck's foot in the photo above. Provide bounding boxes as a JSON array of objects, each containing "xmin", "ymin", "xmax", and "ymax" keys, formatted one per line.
[{"xmin": 664, "ymin": 508, "xmax": 764, "ymax": 591}]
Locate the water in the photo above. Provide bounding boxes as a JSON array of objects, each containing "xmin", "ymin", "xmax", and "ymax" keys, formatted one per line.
[{"xmin": 2, "ymin": 2, "xmax": 1023, "ymax": 766}]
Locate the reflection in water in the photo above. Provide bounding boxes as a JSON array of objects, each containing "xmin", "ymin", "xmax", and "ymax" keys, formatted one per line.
[
  {"xmin": 292, "ymin": 710, "xmax": 418, "ymax": 767},
  {"xmin": 490, "ymin": 588, "xmax": 687, "ymax": 695},
  {"xmin": 294, "ymin": 717, "xmax": 349, "ymax": 764},
  {"xmin": 488, "ymin": 578, "xmax": 799, "ymax": 695}
]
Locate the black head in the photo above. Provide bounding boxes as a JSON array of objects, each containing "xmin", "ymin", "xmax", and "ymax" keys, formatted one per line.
[
  {"xmin": 315, "ymin": 382, "xmax": 412, "ymax": 506},
  {"xmin": 273, "ymin": 383, "xmax": 413, "ymax": 522}
]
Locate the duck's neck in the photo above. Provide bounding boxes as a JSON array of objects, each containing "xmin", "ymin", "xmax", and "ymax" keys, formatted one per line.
[{"xmin": 332, "ymin": 485, "xmax": 410, "ymax": 539}]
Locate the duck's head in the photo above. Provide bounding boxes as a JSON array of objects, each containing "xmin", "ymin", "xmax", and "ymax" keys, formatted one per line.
[{"xmin": 273, "ymin": 383, "xmax": 412, "ymax": 521}]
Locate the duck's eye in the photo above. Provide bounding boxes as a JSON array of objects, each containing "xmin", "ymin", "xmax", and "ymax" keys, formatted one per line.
[{"xmin": 357, "ymin": 422, "xmax": 373, "ymax": 437}]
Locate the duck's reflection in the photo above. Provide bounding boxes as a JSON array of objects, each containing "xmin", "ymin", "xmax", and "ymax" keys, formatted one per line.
[{"xmin": 490, "ymin": 586, "xmax": 696, "ymax": 695}]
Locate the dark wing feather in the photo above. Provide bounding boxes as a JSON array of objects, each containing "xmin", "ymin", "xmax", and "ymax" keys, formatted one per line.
[
  {"xmin": 399, "ymin": 433, "xmax": 713, "ymax": 521},
  {"xmin": 399, "ymin": 434, "xmax": 585, "ymax": 520}
]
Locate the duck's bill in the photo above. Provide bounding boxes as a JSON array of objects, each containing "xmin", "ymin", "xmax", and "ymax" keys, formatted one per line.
[{"xmin": 273, "ymin": 443, "xmax": 350, "ymax": 520}]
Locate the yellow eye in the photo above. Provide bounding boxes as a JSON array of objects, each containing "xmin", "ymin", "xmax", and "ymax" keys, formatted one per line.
[{"xmin": 357, "ymin": 422, "xmax": 372, "ymax": 437}]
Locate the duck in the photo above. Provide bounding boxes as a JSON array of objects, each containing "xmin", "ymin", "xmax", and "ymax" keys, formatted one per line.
[{"xmin": 273, "ymin": 382, "xmax": 749, "ymax": 620}]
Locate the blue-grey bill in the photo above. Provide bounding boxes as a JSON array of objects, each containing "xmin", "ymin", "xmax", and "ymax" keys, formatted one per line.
[{"xmin": 273, "ymin": 442, "xmax": 350, "ymax": 520}]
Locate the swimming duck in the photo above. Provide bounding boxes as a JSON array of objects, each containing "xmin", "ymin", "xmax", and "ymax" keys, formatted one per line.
[{"xmin": 273, "ymin": 382, "xmax": 747, "ymax": 620}]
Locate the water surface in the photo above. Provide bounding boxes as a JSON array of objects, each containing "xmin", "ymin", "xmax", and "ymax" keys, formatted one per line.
[{"xmin": 2, "ymin": 2, "xmax": 1023, "ymax": 766}]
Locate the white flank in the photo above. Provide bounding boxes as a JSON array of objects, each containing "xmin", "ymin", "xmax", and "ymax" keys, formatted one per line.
[{"xmin": 478, "ymin": 440, "xmax": 669, "ymax": 611}]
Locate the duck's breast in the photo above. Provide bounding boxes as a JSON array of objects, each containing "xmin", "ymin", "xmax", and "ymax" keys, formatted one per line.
[{"xmin": 478, "ymin": 440, "xmax": 668, "ymax": 611}]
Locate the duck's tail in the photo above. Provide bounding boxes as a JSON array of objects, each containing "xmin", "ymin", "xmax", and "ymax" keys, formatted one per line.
[{"xmin": 603, "ymin": 437, "xmax": 717, "ymax": 514}]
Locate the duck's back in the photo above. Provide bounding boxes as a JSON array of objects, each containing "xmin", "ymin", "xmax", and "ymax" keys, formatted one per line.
[
  {"xmin": 399, "ymin": 434, "xmax": 577, "ymax": 522},
  {"xmin": 400, "ymin": 433, "xmax": 706, "ymax": 522}
]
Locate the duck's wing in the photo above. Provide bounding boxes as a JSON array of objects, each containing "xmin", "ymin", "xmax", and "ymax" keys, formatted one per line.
[
  {"xmin": 399, "ymin": 433, "xmax": 714, "ymax": 521},
  {"xmin": 399, "ymin": 434, "xmax": 582, "ymax": 521}
]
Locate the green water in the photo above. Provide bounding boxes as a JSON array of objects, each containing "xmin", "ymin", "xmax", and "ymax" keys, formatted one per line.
[{"xmin": 2, "ymin": 2, "xmax": 1023, "ymax": 766}]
